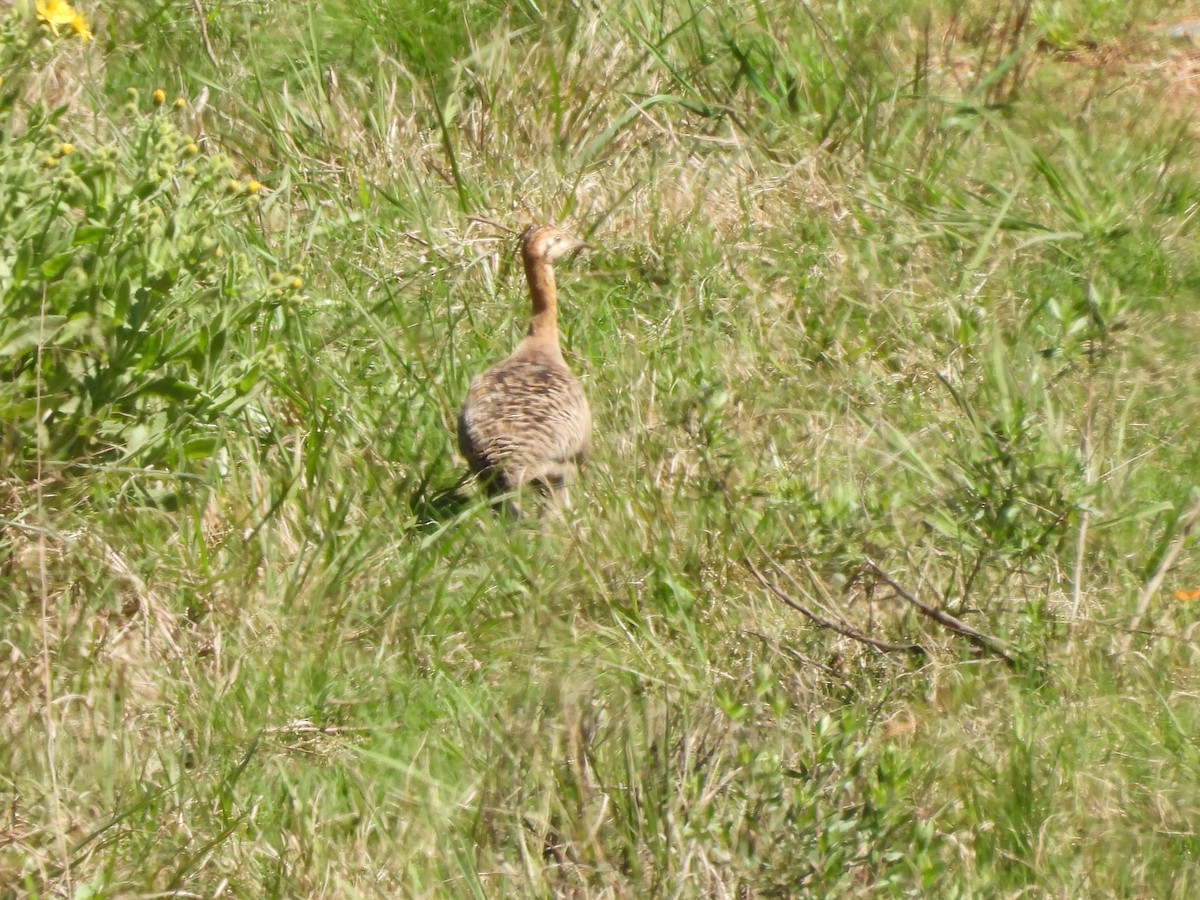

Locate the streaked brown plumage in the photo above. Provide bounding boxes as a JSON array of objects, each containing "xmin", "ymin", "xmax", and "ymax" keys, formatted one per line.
[{"xmin": 457, "ymin": 225, "xmax": 592, "ymax": 508}]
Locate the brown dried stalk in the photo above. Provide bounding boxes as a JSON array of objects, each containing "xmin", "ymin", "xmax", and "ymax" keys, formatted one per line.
[
  {"xmin": 744, "ymin": 555, "xmax": 926, "ymax": 658},
  {"xmin": 863, "ymin": 559, "xmax": 1020, "ymax": 670}
]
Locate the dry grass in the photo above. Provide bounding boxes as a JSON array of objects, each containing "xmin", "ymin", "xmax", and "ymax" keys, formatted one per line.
[{"xmin": 3, "ymin": 0, "xmax": 1200, "ymax": 896}]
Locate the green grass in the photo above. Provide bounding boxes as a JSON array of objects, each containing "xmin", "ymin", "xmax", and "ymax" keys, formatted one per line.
[{"xmin": 4, "ymin": 0, "xmax": 1200, "ymax": 895}]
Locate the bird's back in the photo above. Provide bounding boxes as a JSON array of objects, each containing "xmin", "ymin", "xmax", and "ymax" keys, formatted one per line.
[{"xmin": 457, "ymin": 347, "xmax": 591, "ymax": 493}]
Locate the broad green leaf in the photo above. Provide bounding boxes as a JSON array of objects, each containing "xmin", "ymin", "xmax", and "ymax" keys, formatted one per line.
[
  {"xmin": 0, "ymin": 315, "xmax": 69, "ymax": 358},
  {"xmin": 40, "ymin": 251, "xmax": 76, "ymax": 280}
]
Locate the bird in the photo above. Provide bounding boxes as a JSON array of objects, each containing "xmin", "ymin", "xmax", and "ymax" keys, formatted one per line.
[{"xmin": 457, "ymin": 224, "xmax": 592, "ymax": 514}]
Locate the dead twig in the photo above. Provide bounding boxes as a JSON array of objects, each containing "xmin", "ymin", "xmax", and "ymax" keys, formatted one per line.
[
  {"xmin": 744, "ymin": 555, "xmax": 926, "ymax": 658},
  {"xmin": 863, "ymin": 559, "xmax": 1020, "ymax": 670},
  {"xmin": 1070, "ymin": 305, "xmax": 1101, "ymax": 626},
  {"xmin": 191, "ymin": 0, "xmax": 221, "ymax": 71},
  {"xmin": 743, "ymin": 628, "xmax": 846, "ymax": 678},
  {"xmin": 466, "ymin": 215, "xmax": 520, "ymax": 235},
  {"xmin": 1120, "ymin": 493, "xmax": 1200, "ymax": 654}
]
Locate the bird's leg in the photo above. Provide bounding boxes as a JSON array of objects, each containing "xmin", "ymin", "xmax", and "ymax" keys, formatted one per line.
[
  {"xmin": 494, "ymin": 488, "xmax": 525, "ymax": 520},
  {"xmin": 541, "ymin": 463, "xmax": 577, "ymax": 515},
  {"xmin": 549, "ymin": 483, "xmax": 572, "ymax": 510}
]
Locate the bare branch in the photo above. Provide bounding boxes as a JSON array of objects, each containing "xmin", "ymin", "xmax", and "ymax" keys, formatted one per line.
[
  {"xmin": 744, "ymin": 555, "xmax": 926, "ymax": 657},
  {"xmin": 863, "ymin": 559, "xmax": 1020, "ymax": 669},
  {"xmin": 466, "ymin": 215, "xmax": 520, "ymax": 235},
  {"xmin": 191, "ymin": 0, "xmax": 220, "ymax": 71},
  {"xmin": 1071, "ymin": 362, "xmax": 1099, "ymax": 625},
  {"xmin": 1120, "ymin": 493, "xmax": 1200, "ymax": 654}
]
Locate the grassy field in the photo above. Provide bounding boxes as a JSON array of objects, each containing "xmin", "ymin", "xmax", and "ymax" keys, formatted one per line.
[{"xmin": 3, "ymin": 0, "xmax": 1200, "ymax": 895}]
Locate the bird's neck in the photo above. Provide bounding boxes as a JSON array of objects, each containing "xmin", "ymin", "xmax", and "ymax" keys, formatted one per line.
[{"xmin": 523, "ymin": 254, "xmax": 559, "ymax": 349}]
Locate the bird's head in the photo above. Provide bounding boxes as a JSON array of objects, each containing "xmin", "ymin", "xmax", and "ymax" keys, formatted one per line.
[{"xmin": 521, "ymin": 224, "xmax": 591, "ymax": 264}]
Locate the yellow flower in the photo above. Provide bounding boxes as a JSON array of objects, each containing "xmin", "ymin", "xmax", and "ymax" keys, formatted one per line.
[
  {"xmin": 37, "ymin": 0, "xmax": 89, "ymax": 42},
  {"xmin": 36, "ymin": 0, "xmax": 77, "ymax": 29},
  {"xmin": 70, "ymin": 12, "xmax": 91, "ymax": 43},
  {"xmin": 59, "ymin": 142, "xmax": 74, "ymax": 155},
  {"xmin": 152, "ymin": 88, "xmax": 166, "ymax": 105},
  {"xmin": 245, "ymin": 180, "xmax": 262, "ymax": 194}
]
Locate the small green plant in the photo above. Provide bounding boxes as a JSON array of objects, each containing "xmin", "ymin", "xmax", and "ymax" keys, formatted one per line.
[
  {"xmin": 0, "ymin": 0, "xmax": 90, "ymax": 104},
  {"xmin": 0, "ymin": 35, "xmax": 291, "ymax": 475}
]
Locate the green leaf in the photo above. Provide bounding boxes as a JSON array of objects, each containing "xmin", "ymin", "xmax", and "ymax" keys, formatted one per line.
[
  {"xmin": 40, "ymin": 251, "xmax": 76, "ymax": 280},
  {"xmin": 136, "ymin": 377, "xmax": 202, "ymax": 402},
  {"xmin": 73, "ymin": 225, "xmax": 108, "ymax": 245},
  {"xmin": 0, "ymin": 315, "xmax": 68, "ymax": 358},
  {"xmin": 183, "ymin": 435, "xmax": 220, "ymax": 459}
]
